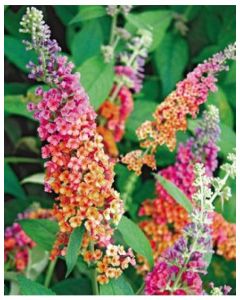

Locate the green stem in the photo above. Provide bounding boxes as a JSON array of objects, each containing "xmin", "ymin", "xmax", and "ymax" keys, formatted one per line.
[
  {"xmin": 136, "ymin": 282, "xmax": 145, "ymax": 295},
  {"xmin": 44, "ymin": 259, "xmax": 57, "ymax": 288},
  {"xmin": 109, "ymin": 13, "xmax": 118, "ymax": 45},
  {"xmin": 90, "ymin": 242, "xmax": 99, "ymax": 295},
  {"xmin": 109, "ymin": 40, "xmax": 143, "ymax": 103}
]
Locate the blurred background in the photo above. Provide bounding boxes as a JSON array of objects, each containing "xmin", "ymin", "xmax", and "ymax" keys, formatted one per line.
[{"xmin": 4, "ymin": 5, "xmax": 236, "ymax": 294}]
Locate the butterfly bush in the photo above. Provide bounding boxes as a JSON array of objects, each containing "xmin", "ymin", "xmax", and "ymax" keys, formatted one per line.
[
  {"xmin": 4, "ymin": 206, "xmax": 53, "ymax": 271},
  {"xmin": 138, "ymin": 106, "xmax": 235, "ymax": 274},
  {"xmin": 122, "ymin": 44, "xmax": 236, "ymax": 174},
  {"xmin": 20, "ymin": 7, "xmax": 136, "ymax": 284},
  {"xmin": 98, "ymin": 7, "xmax": 152, "ymax": 157},
  {"xmin": 145, "ymin": 152, "xmax": 236, "ymax": 295}
]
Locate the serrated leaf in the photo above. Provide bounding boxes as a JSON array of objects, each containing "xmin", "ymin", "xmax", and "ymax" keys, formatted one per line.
[
  {"xmin": 118, "ymin": 216, "xmax": 154, "ymax": 268},
  {"xmin": 4, "ymin": 162, "xmax": 26, "ymax": 199},
  {"xmin": 19, "ymin": 219, "xmax": 58, "ymax": 251},
  {"xmin": 21, "ymin": 173, "xmax": 45, "ymax": 185},
  {"xmin": 4, "ymin": 95, "xmax": 35, "ymax": 120},
  {"xmin": 155, "ymin": 32, "xmax": 188, "ymax": 97},
  {"xmin": 69, "ymin": 5, "xmax": 106, "ymax": 24},
  {"xmin": 78, "ymin": 55, "xmax": 114, "ymax": 109},
  {"xmin": 4, "ymin": 35, "xmax": 37, "ymax": 72},
  {"xmin": 17, "ymin": 275, "xmax": 56, "ymax": 295},
  {"xmin": 100, "ymin": 274, "xmax": 134, "ymax": 295},
  {"xmin": 71, "ymin": 20, "xmax": 103, "ymax": 66},
  {"xmin": 125, "ymin": 10, "xmax": 172, "ymax": 51},
  {"xmin": 65, "ymin": 225, "xmax": 85, "ymax": 278},
  {"xmin": 154, "ymin": 174, "xmax": 192, "ymax": 213}
]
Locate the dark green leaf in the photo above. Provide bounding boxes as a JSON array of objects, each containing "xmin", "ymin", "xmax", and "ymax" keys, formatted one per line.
[
  {"xmin": 4, "ymin": 162, "xmax": 26, "ymax": 199},
  {"xmin": 52, "ymin": 277, "xmax": 92, "ymax": 295},
  {"xmin": 125, "ymin": 10, "xmax": 173, "ymax": 51},
  {"xmin": 118, "ymin": 216, "xmax": 154, "ymax": 268},
  {"xmin": 4, "ymin": 198, "xmax": 31, "ymax": 226},
  {"xmin": 100, "ymin": 274, "xmax": 134, "ymax": 295},
  {"xmin": 54, "ymin": 5, "xmax": 79, "ymax": 26},
  {"xmin": 17, "ymin": 275, "xmax": 56, "ymax": 295},
  {"xmin": 71, "ymin": 20, "xmax": 103, "ymax": 66},
  {"xmin": 69, "ymin": 6, "xmax": 106, "ymax": 24},
  {"xmin": 78, "ymin": 55, "xmax": 114, "ymax": 109},
  {"xmin": 4, "ymin": 83, "xmax": 30, "ymax": 95},
  {"xmin": 65, "ymin": 225, "xmax": 85, "ymax": 277},
  {"xmin": 125, "ymin": 99, "xmax": 156, "ymax": 142},
  {"xmin": 154, "ymin": 174, "xmax": 192, "ymax": 213},
  {"xmin": 19, "ymin": 219, "xmax": 58, "ymax": 251},
  {"xmin": 4, "ymin": 35, "xmax": 37, "ymax": 72},
  {"xmin": 4, "ymin": 6, "xmax": 26, "ymax": 38},
  {"xmin": 155, "ymin": 33, "xmax": 188, "ymax": 96},
  {"xmin": 4, "ymin": 95, "xmax": 35, "ymax": 120}
]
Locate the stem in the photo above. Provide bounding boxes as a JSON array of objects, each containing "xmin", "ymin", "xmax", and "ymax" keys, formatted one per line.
[
  {"xmin": 109, "ymin": 13, "xmax": 118, "ymax": 45},
  {"xmin": 109, "ymin": 40, "xmax": 143, "ymax": 103},
  {"xmin": 90, "ymin": 242, "xmax": 99, "ymax": 295},
  {"xmin": 44, "ymin": 259, "xmax": 57, "ymax": 288},
  {"xmin": 136, "ymin": 282, "xmax": 145, "ymax": 295},
  {"xmin": 210, "ymin": 172, "xmax": 230, "ymax": 203}
]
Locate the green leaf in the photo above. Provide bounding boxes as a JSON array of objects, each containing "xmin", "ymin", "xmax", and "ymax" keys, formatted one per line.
[
  {"xmin": 218, "ymin": 124, "xmax": 236, "ymax": 158},
  {"xmin": 69, "ymin": 6, "xmax": 106, "ymax": 24},
  {"xmin": 17, "ymin": 275, "xmax": 56, "ymax": 295},
  {"xmin": 155, "ymin": 32, "xmax": 188, "ymax": 97},
  {"xmin": 19, "ymin": 219, "xmax": 58, "ymax": 251},
  {"xmin": 52, "ymin": 278, "xmax": 92, "ymax": 295},
  {"xmin": 4, "ymin": 83, "xmax": 30, "ymax": 95},
  {"xmin": 4, "ymin": 95, "xmax": 35, "ymax": 120},
  {"xmin": 4, "ymin": 198, "xmax": 31, "ymax": 226},
  {"xmin": 125, "ymin": 99, "xmax": 156, "ymax": 142},
  {"xmin": 78, "ymin": 55, "xmax": 114, "ymax": 109},
  {"xmin": 125, "ymin": 10, "xmax": 173, "ymax": 51},
  {"xmin": 4, "ymin": 162, "xmax": 26, "ymax": 199},
  {"xmin": 208, "ymin": 87, "xmax": 234, "ymax": 128},
  {"xmin": 100, "ymin": 274, "xmax": 134, "ymax": 295},
  {"xmin": 25, "ymin": 247, "xmax": 49, "ymax": 281},
  {"xmin": 65, "ymin": 225, "xmax": 85, "ymax": 278},
  {"xmin": 54, "ymin": 5, "xmax": 79, "ymax": 26},
  {"xmin": 118, "ymin": 216, "xmax": 154, "ymax": 268},
  {"xmin": 4, "ymin": 6, "xmax": 26, "ymax": 38},
  {"xmin": 71, "ymin": 20, "xmax": 103, "ymax": 66},
  {"xmin": 5, "ymin": 157, "xmax": 42, "ymax": 164},
  {"xmin": 21, "ymin": 173, "xmax": 45, "ymax": 185},
  {"xmin": 204, "ymin": 254, "xmax": 236, "ymax": 295},
  {"xmin": 4, "ymin": 35, "xmax": 37, "ymax": 72},
  {"xmin": 154, "ymin": 174, "xmax": 192, "ymax": 213}
]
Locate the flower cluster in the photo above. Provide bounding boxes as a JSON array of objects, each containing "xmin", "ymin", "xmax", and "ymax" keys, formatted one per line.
[
  {"xmin": 145, "ymin": 154, "xmax": 236, "ymax": 295},
  {"xmin": 137, "ymin": 106, "xmax": 235, "ymax": 273},
  {"xmin": 4, "ymin": 207, "xmax": 53, "ymax": 271},
  {"xmin": 97, "ymin": 86, "xmax": 134, "ymax": 156},
  {"xmin": 98, "ymin": 29, "xmax": 152, "ymax": 157},
  {"xmin": 21, "ymin": 7, "xmax": 135, "ymax": 282},
  {"xmin": 82, "ymin": 244, "xmax": 136, "ymax": 284},
  {"xmin": 122, "ymin": 44, "xmax": 236, "ymax": 174}
]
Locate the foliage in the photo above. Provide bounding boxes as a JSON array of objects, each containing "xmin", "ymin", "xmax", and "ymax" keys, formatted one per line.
[{"xmin": 4, "ymin": 5, "xmax": 236, "ymax": 296}]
